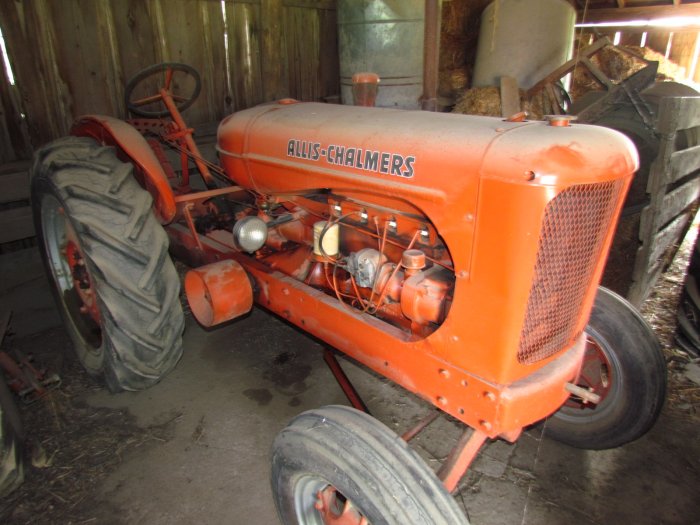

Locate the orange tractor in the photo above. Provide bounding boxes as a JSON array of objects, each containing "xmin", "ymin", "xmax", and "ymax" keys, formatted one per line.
[{"xmin": 31, "ymin": 64, "xmax": 666, "ymax": 523}]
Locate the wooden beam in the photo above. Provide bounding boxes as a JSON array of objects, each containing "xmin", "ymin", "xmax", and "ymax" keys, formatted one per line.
[{"xmin": 579, "ymin": 5, "xmax": 700, "ymax": 26}]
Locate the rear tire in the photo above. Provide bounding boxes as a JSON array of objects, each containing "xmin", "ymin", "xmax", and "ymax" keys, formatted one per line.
[
  {"xmin": 271, "ymin": 405, "xmax": 469, "ymax": 525},
  {"xmin": 31, "ymin": 136, "xmax": 184, "ymax": 391},
  {"xmin": 546, "ymin": 287, "xmax": 666, "ymax": 449}
]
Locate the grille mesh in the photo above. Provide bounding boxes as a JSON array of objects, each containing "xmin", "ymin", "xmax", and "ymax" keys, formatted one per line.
[{"xmin": 518, "ymin": 180, "xmax": 625, "ymax": 364}]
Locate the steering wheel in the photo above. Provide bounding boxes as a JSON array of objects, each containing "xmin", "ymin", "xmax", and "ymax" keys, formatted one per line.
[{"xmin": 125, "ymin": 62, "xmax": 201, "ymax": 118}]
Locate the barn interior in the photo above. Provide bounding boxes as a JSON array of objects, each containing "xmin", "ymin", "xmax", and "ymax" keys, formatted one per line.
[{"xmin": 1, "ymin": 1, "xmax": 700, "ymax": 524}]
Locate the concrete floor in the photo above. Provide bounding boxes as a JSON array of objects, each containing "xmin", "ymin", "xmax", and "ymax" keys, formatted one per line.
[{"xmin": 2, "ymin": 247, "xmax": 699, "ymax": 524}]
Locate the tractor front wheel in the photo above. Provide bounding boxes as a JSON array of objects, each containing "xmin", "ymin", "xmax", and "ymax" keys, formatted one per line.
[
  {"xmin": 546, "ymin": 287, "xmax": 667, "ymax": 449},
  {"xmin": 31, "ymin": 137, "xmax": 184, "ymax": 391},
  {"xmin": 271, "ymin": 405, "xmax": 469, "ymax": 525}
]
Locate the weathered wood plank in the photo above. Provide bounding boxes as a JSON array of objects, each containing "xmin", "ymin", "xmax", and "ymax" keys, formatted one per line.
[
  {"xmin": 649, "ymin": 211, "xmax": 692, "ymax": 264},
  {"xmin": 318, "ymin": 6, "xmax": 339, "ymax": 100},
  {"xmin": 670, "ymin": 144, "xmax": 700, "ymax": 182},
  {"xmin": 47, "ymin": 0, "xmax": 121, "ymax": 120},
  {"xmin": 0, "ymin": 0, "xmax": 71, "ymax": 147},
  {"xmin": 261, "ymin": 0, "xmax": 289, "ymax": 101},
  {"xmin": 500, "ymin": 76, "xmax": 520, "ymax": 117},
  {"xmin": 0, "ymin": 43, "xmax": 31, "ymax": 161},
  {"xmin": 0, "ymin": 169, "xmax": 30, "ymax": 203},
  {"xmin": 146, "ymin": 0, "xmax": 228, "ymax": 125},
  {"xmin": 0, "ymin": 206, "xmax": 34, "ymax": 244},
  {"xmin": 0, "ymin": 161, "xmax": 31, "ymax": 176},
  {"xmin": 227, "ymin": 1, "xmax": 264, "ymax": 110},
  {"xmin": 283, "ymin": 0, "xmax": 335, "ymax": 9},
  {"xmin": 109, "ymin": 0, "xmax": 159, "ymax": 119},
  {"xmin": 200, "ymin": 0, "xmax": 231, "ymax": 120},
  {"xmin": 657, "ymin": 177, "xmax": 700, "ymax": 227},
  {"xmin": 579, "ymin": 5, "xmax": 700, "ymax": 26},
  {"xmin": 0, "ymin": 99, "xmax": 17, "ymax": 164},
  {"xmin": 285, "ymin": 6, "xmax": 320, "ymax": 101},
  {"xmin": 657, "ymin": 96, "xmax": 700, "ymax": 133}
]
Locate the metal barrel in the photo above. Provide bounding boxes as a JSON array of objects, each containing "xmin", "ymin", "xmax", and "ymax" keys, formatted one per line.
[
  {"xmin": 472, "ymin": 0, "xmax": 576, "ymax": 90},
  {"xmin": 338, "ymin": 0, "xmax": 424, "ymax": 109}
]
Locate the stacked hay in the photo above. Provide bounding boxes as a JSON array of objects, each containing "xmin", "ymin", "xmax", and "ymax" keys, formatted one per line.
[
  {"xmin": 627, "ymin": 45, "xmax": 686, "ymax": 80},
  {"xmin": 438, "ymin": 0, "xmax": 490, "ymax": 104},
  {"xmin": 452, "ymin": 86, "xmax": 544, "ymax": 120},
  {"xmin": 570, "ymin": 41, "xmax": 686, "ymax": 101}
]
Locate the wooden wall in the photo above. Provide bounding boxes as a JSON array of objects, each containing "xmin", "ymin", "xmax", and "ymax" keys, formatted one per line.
[{"xmin": 0, "ymin": 0, "xmax": 339, "ymax": 163}]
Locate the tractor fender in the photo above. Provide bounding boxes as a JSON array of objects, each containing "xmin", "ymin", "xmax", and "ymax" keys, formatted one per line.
[{"xmin": 70, "ymin": 115, "xmax": 176, "ymax": 224}]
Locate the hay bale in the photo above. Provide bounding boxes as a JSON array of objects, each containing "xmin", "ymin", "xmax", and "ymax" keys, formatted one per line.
[
  {"xmin": 524, "ymin": 92, "xmax": 545, "ymax": 120},
  {"xmin": 440, "ymin": 34, "xmax": 469, "ymax": 71},
  {"xmin": 570, "ymin": 41, "xmax": 687, "ymax": 101},
  {"xmin": 626, "ymin": 45, "xmax": 686, "ymax": 80},
  {"xmin": 453, "ymin": 86, "xmax": 544, "ymax": 120},
  {"xmin": 453, "ymin": 87, "xmax": 502, "ymax": 116},
  {"xmin": 597, "ymin": 45, "xmax": 646, "ymax": 81},
  {"xmin": 439, "ymin": 67, "xmax": 470, "ymax": 98}
]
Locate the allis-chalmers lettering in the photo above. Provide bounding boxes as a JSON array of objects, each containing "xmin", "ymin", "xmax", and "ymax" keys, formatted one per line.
[{"xmin": 287, "ymin": 138, "xmax": 416, "ymax": 178}]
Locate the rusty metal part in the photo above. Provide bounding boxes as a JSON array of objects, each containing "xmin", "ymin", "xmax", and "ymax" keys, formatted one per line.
[
  {"xmin": 185, "ymin": 260, "xmax": 253, "ymax": 327},
  {"xmin": 351, "ymin": 72, "xmax": 379, "ymax": 107},
  {"xmin": 314, "ymin": 486, "xmax": 368, "ymax": 525},
  {"xmin": 401, "ymin": 410, "xmax": 440, "ymax": 442},
  {"xmin": 545, "ymin": 115, "xmax": 577, "ymax": 127},
  {"xmin": 0, "ymin": 350, "xmax": 61, "ymax": 404},
  {"xmin": 422, "ymin": 0, "xmax": 440, "ymax": 111},
  {"xmin": 437, "ymin": 428, "xmax": 489, "ymax": 493},
  {"xmin": 401, "ymin": 248, "xmax": 426, "ymax": 277},
  {"xmin": 167, "ymin": 221, "xmax": 590, "ymax": 438},
  {"xmin": 64, "ymin": 236, "xmax": 100, "ymax": 325},
  {"xmin": 158, "ymin": 86, "xmax": 217, "ymax": 189},
  {"xmin": 565, "ymin": 382, "xmax": 601, "ymax": 405},
  {"xmin": 563, "ymin": 336, "xmax": 611, "ymax": 408},
  {"xmin": 400, "ymin": 267, "xmax": 452, "ymax": 325},
  {"xmin": 323, "ymin": 350, "xmax": 371, "ymax": 415},
  {"xmin": 70, "ymin": 115, "xmax": 177, "ymax": 224}
]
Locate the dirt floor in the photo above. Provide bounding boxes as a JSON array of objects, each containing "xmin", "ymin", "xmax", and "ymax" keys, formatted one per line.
[{"xmin": 1, "ymin": 229, "xmax": 699, "ymax": 524}]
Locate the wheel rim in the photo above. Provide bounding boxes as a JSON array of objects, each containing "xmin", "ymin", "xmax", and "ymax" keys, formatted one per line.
[
  {"xmin": 561, "ymin": 333, "xmax": 616, "ymax": 413},
  {"xmin": 41, "ymin": 195, "xmax": 102, "ymax": 350},
  {"xmin": 294, "ymin": 476, "xmax": 369, "ymax": 525}
]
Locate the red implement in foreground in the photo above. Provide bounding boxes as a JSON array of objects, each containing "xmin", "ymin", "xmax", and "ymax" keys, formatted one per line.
[{"xmin": 31, "ymin": 63, "xmax": 666, "ymax": 524}]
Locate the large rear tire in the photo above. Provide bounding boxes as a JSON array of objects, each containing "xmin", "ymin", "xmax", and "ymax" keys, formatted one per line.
[
  {"xmin": 271, "ymin": 405, "xmax": 469, "ymax": 525},
  {"xmin": 546, "ymin": 287, "xmax": 666, "ymax": 449},
  {"xmin": 31, "ymin": 137, "xmax": 184, "ymax": 392}
]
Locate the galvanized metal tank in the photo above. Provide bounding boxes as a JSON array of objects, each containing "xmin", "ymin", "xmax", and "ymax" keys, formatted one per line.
[
  {"xmin": 472, "ymin": 0, "xmax": 575, "ymax": 90},
  {"xmin": 337, "ymin": 0, "xmax": 424, "ymax": 109}
]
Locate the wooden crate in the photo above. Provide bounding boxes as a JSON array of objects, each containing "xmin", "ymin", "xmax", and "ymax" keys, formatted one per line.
[{"xmin": 626, "ymin": 96, "xmax": 700, "ymax": 305}]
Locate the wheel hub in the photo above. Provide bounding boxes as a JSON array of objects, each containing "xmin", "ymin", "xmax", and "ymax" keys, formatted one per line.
[
  {"xmin": 314, "ymin": 487, "xmax": 368, "ymax": 525},
  {"xmin": 565, "ymin": 336, "xmax": 613, "ymax": 410},
  {"xmin": 64, "ymin": 239, "xmax": 100, "ymax": 324}
]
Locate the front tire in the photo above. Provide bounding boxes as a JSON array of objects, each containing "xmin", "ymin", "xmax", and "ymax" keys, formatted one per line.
[
  {"xmin": 546, "ymin": 287, "xmax": 667, "ymax": 449},
  {"xmin": 31, "ymin": 137, "xmax": 184, "ymax": 391},
  {"xmin": 271, "ymin": 405, "xmax": 469, "ymax": 525}
]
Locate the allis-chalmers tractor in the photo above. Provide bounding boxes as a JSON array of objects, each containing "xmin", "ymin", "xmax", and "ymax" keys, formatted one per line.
[{"xmin": 31, "ymin": 64, "xmax": 666, "ymax": 523}]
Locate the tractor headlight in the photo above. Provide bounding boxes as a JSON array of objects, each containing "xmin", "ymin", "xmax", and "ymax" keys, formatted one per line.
[{"xmin": 232, "ymin": 216, "xmax": 268, "ymax": 253}]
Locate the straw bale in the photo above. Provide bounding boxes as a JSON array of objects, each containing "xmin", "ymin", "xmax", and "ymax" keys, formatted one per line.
[
  {"xmin": 453, "ymin": 87, "xmax": 502, "ymax": 116},
  {"xmin": 453, "ymin": 86, "xmax": 544, "ymax": 120},
  {"xmin": 570, "ymin": 40, "xmax": 687, "ymax": 101},
  {"xmin": 439, "ymin": 67, "xmax": 470, "ymax": 98}
]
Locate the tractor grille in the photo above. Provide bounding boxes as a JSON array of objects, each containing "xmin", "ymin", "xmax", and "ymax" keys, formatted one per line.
[{"xmin": 517, "ymin": 180, "xmax": 625, "ymax": 364}]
